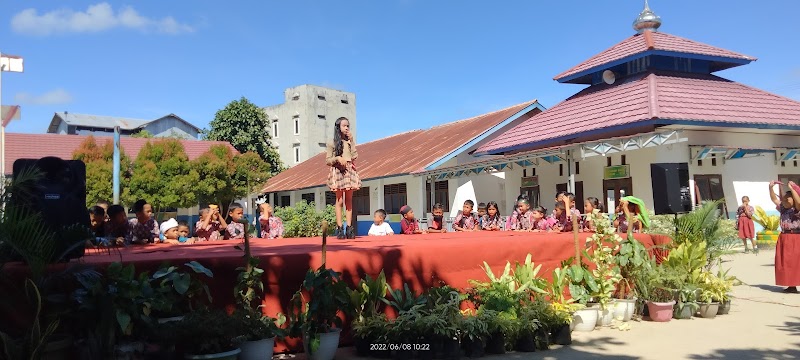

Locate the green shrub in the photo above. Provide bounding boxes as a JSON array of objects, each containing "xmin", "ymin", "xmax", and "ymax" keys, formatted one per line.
[{"xmin": 273, "ymin": 201, "xmax": 336, "ymax": 238}]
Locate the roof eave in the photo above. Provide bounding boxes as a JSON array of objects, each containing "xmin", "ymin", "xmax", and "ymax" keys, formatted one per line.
[{"xmin": 554, "ymin": 50, "xmax": 756, "ymax": 84}]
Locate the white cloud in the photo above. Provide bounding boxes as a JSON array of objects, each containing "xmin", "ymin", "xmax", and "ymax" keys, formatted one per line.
[
  {"xmin": 14, "ymin": 89, "xmax": 74, "ymax": 105},
  {"xmin": 10, "ymin": 3, "xmax": 194, "ymax": 36}
]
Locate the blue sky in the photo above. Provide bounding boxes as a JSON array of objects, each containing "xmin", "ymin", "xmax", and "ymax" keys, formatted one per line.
[{"xmin": 1, "ymin": 0, "xmax": 799, "ymax": 143}]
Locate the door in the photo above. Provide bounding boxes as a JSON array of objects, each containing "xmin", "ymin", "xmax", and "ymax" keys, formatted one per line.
[
  {"xmin": 694, "ymin": 174, "xmax": 728, "ymax": 218},
  {"xmin": 520, "ymin": 186, "xmax": 540, "ymax": 208},
  {"xmin": 604, "ymin": 178, "xmax": 633, "ymax": 214},
  {"xmin": 556, "ymin": 182, "xmax": 584, "ymax": 208}
]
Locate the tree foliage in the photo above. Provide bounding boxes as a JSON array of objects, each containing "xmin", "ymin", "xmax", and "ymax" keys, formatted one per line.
[
  {"xmin": 203, "ymin": 97, "xmax": 283, "ymax": 173},
  {"xmin": 123, "ymin": 139, "xmax": 197, "ymax": 214},
  {"xmin": 273, "ymin": 201, "xmax": 336, "ymax": 238},
  {"xmin": 72, "ymin": 136, "xmax": 132, "ymax": 207},
  {"xmin": 189, "ymin": 145, "xmax": 271, "ymax": 214},
  {"xmin": 131, "ymin": 130, "xmax": 154, "ymax": 138}
]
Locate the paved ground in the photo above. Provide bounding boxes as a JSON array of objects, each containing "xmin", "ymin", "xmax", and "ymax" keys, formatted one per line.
[{"xmin": 323, "ymin": 247, "xmax": 800, "ymax": 360}]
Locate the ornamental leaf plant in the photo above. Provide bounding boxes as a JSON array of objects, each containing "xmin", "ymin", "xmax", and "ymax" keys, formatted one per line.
[{"xmin": 587, "ymin": 211, "xmax": 623, "ymax": 310}]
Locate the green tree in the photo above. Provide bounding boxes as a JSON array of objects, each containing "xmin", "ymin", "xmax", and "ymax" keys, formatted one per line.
[
  {"xmin": 131, "ymin": 130, "xmax": 154, "ymax": 138},
  {"xmin": 123, "ymin": 139, "xmax": 196, "ymax": 217},
  {"xmin": 72, "ymin": 136, "xmax": 131, "ymax": 207},
  {"xmin": 203, "ymin": 97, "xmax": 283, "ymax": 173},
  {"xmin": 190, "ymin": 145, "xmax": 271, "ymax": 215}
]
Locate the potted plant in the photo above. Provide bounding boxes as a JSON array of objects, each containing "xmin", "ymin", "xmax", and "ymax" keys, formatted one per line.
[
  {"xmin": 169, "ymin": 309, "xmax": 244, "ymax": 359},
  {"xmin": 150, "ymin": 261, "xmax": 214, "ymax": 323},
  {"xmin": 289, "ymin": 266, "xmax": 349, "ymax": 360},
  {"xmin": 646, "ymin": 287, "xmax": 675, "ymax": 322},
  {"xmin": 753, "ymin": 206, "xmax": 780, "ymax": 248},
  {"xmin": 697, "ymin": 271, "xmax": 723, "ymax": 319},
  {"xmin": 586, "ymin": 212, "xmax": 623, "ymax": 327},
  {"xmin": 613, "ymin": 231, "xmax": 649, "ymax": 322},
  {"xmin": 467, "ymin": 260, "xmax": 526, "ymax": 352},
  {"xmin": 673, "ymin": 284, "xmax": 699, "ymax": 319},
  {"xmin": 460, "ymin": 309, "xmax": 491, "ymax": 358},
  {"xmin": 484, "ymin": 311, "xmax": 517, "ymax": 355},
  {"xmin": 386, "ymin": 309, "xmax": 420, "ymax": 360},
  {"xmin": 546, "ymin": 266, "xmax": 580, "ymax": 343},
  {"xmin": 418, "ymin": 288, "xmax": 462, "ymax": 360},
  {"xmin": 514, "ymin": 303, "xmax": 542, "ymax": 352},
  {"xmin": 353, "ymin": 314, "xmax": 391, "ymax": 358},
  {"xmin": 235, "ymin": 310, "xmax": 286, "ymax": 360},
  {"xmin": 564, "ymin": 263, "xmax": 598, "ymax": 332},
  {"xmin": 716, "ymin": 268, "xmax": 739, "ymax": 315},
  {"xmin": 348, "ymin": 271, "xmax": 389, "ymax": 356}
]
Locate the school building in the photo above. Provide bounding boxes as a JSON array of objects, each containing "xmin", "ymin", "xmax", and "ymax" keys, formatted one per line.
[{"xmin": 261, "ymin": 4, "xmax": 800, "ymax": 234}]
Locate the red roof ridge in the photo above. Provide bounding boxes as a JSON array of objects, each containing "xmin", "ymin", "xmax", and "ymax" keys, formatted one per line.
[
  {"xmin": 644, "ymin": 30, "xmax": 655, "ymax": 50},
  {"xmin": 647, "ymin": 73, "xmax": 660, "ymax": 119}
]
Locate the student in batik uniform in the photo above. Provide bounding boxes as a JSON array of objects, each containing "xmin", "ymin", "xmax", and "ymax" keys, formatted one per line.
[
  {"xmin": 453, "ymin": 200, "xmax": 479, "ymax": 232},
  {"xmin": 127, "ymin": 199, "xmax": 159, "ymax": 244},
  {"xmin": 770, "ymin": 181, "xmax": 800, "ymax": 293}
]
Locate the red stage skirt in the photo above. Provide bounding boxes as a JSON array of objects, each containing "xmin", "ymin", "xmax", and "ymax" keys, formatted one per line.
[
  {"xmin": 775, "ymin": 233, "xmax": 800, "ymax": 286},
  {"xmin": 738, "ymin": 217, "xmax": 755, "ymax": 240}
]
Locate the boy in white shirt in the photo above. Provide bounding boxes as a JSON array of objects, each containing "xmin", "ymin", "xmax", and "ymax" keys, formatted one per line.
[{"xmin": 368, "ymin": 209, "xmax": 394, "ymax": 236}]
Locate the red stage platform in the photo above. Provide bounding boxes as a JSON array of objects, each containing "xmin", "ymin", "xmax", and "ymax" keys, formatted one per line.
[{"xmin": 79, "ymin": 231, "xmax": 669, "ymax": 351}]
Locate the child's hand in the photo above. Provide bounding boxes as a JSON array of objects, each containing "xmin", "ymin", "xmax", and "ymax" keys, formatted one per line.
[{"xmin": 115, "ymin": 237, "xmax": 125, "ymax": 246}]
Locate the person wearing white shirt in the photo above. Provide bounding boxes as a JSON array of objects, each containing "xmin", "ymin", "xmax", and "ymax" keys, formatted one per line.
[{"xmin": 368, "ymin": 209, "xmax": 395, "ymax": 236}]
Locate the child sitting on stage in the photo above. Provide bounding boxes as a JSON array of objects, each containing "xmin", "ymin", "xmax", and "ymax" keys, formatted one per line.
[
  {"xmin": 509, "ymin": 198, "xmax": 535, "ymax": 231},
  {"xmin": 453, "ymin": 200, "xmax": 479, "ymax": 232},
  {"xmin": 160, "ymin": 218, "xmax": 194, "ymax": 245},
  {"xmin": 128, "ymin": 199, "xmax": 159, "ymax": 244},
  {"xmin": 259, "ymin": 203, "xmax": 284, "ymax": 239},
  {"xmin": 582, "ymin": 197, "xmax": 603, "ymax": 232},
  {"xmin": 368, "ymin": 209, "xmax": 395, "ymax": 236},
  {"xmin": 177, "ymin": 220, "xmax": 194, "ymax": 243},
  {"xmin": 531, "ymin": 206, "xmax": 549, "ymax": 232},
  {"xmin": 506, "ymin": 194, "xmax": 528, "ymax": 230},
  {"xmin": 104, "ymin": 205, "xmax": 129, "ymax": 246},
  {"xmin": 477, "ymin": 202, "xmax": 487, "ymax": 228},
  {"xmin": 427, "ymin": 203, "xmax": 447, "ymax": 233},
  {"xmin": 225, "ymin": 203, "xmax": 246, "ymax": 240},
  {"xmin": 89, "ymin": 205, "xmax": 106, "ymax": 238},
  {"xmin": 400, "ymin": 205, "xmax": 425, "ymax": 234},
  {"xmin": 550, "ymin": 201, "xmax": 576, "ymax": 233},
  {"xmin": 481, "ymin": 201, "xmax": 502, "ymax": 231},
  {"xmin": 616, "ymin": 199, "xmax": 642, "ymax": 233},
  {"xmin": 195, "ymin": 207, "xmax": 225, "ymax": 241}
]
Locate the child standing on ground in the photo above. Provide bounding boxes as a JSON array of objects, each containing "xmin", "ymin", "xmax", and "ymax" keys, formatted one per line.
[
  {"xmin": 427, "ymin": 203, "xmax": 447, "ymax": 233},
  {"xmin": 195, "ymin": 207, "xmax": 225, "ymax": 241},
  {"xmin": 737, "ymin": 196, "xmax": 757, "ymax": 254},
  {"xmin": 225, "ymin": 203, "xmax": 246, "ymax": 240},
  {"xmin": 128, "ymin": 199, "xmax": 159, "ymax": 244},
  {"xmin": 258, "ymin": 203, "xmax": 284, "ymax": 239},
  {"xmin": 769, "ymin": 181, "xmax": 800, "ymax": 293},
  {"xmin": 400, "ymin": 205, "xmax": 425, "ymax": 234},
  {"xmin": 368, "ymin": 209, "xmax": 395, "ymax": 236},
  {"xmin": 481, "ymin": 201, "xmax": 503, "ymax": 231},
  {"xmin": 326, "ymin": 117, "xmax": 362, "ymax": 239},
  {"xmin": 453, "ymin": 200, "xmax": 479, "ymax": 232}
]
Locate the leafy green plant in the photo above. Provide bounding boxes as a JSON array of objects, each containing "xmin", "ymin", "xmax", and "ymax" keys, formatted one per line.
[
  {"xmin": 565, "ymin": 263, "xmax": 597, "ymax": 306},
  {"xmin": 586, "ymin": 212, "xmax": 623, "ymax": 309},
  {"xmin": 234, "ymin": 310, "xmax": 286, "ymax": 341},
  {"xmin": 347, "ymin": 271, "xmax": 389, "ymax": 322},
  {"xmin": 150, "ymin": 261, "xmax": 213, "ymax": 317},
  {"xmin": 674, "ymin": 284, "xmax": 700, "ymax": 315},
  {"xmin": 382, "ymin": 283, "xmax": 426, "ymax": 313},
  {"xmin": 649, "ymin": 287, "xmax": 674, "ymax": 303},
  {"xmin": 0, "ymin": 279, "xmax": 59, "ymax": 360},
  {"xmin": 753, "ymin": 206, "xmax": 780, "ymax": 231},
  {"xmin": 460, "ymin": 310, "xmax": 491, "ymax": 343},
  {"xmin": 673, "ymin": 200, "xmax": 738, "ymax": 269},
  {"xmin": 352, "ymin": 314, "xmax": 390, "ymax": 343},
  {"xmin": 614, "ymin": 232, "xmax": 650, "ymax": 299},
  {"xmin": 512, "ymin": 254, "xmax": 548, "ymax": 298},
  {"xmin": 289, "ymin": 266, "xmax": 349, "ymax": 355},
  {"xmin": 167, "ymin": 309, "xmax": 244, "ymax": 355},
  {"xmin": 417, "ymin": 290, "xmax": 462, "ymax": 341},
  {"xmin": 273, "ymin": 201, "xmax": 336, "ymax": 237}
]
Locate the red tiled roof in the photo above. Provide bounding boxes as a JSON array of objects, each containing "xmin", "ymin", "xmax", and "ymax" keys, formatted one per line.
[
  {"xmin": 554, "ymin": 31, "xmax": 756, "ymax": 81},
  {"xmin": 478, "ymin": 71, "xmax": 800, "ymax": 155},
  {"xmin": 3, "ymin": 133, "xmax": 238, "ymax": 175},
  {"xmin": 262, "ymin": 100, "xmax": 540, "ymax": 192}
]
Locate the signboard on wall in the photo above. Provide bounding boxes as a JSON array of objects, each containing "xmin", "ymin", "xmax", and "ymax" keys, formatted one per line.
[
  {"xmin": 604, "ymin": 165, "xmax": 630, "ymax": 179},
  {"xmin": 521, "ymin": 176, "xmax": 539, "ymax": 187}
]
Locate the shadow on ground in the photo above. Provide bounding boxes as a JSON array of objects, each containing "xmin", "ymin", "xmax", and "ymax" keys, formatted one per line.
[
  {"xmin": 687, "ymin": 344, "xmax": 800, "ymax": 359},
  {"xmin": 751, "ymin": 284, "xmax": 790, "ymax": 293}
]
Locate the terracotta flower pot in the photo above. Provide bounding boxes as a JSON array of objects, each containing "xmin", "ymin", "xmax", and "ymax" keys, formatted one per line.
[{"xmin": 646, "ymin": 301, "xmax": 675, "ymax": 322}]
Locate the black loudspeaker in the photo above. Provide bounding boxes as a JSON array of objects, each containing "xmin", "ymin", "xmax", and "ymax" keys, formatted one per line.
[
  {"xmin": 11, "ymin": 157, "xmax": 89, "ymax": 261},
  {"xmin": 650, "ymin": 163, "xmax": 692, "ymax": 215}
]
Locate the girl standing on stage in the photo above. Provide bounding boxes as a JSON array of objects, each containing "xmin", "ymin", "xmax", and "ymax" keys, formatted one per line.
[
  {"xmin": 737, "ymin": 196, "xmax": 756, "ymax": 254},
  {"xmin": 769, "ymin": 181, "xmax": 800, "ymax": 293},
  {"xmin": 326, "ymin": 117, "xmax": 362, "ymax": 239}
]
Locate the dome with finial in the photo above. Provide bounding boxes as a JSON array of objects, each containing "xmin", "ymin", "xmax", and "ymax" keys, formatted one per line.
[{"xmin": 633, "ymin": 0, "xmax": 662, "ymax": 33}]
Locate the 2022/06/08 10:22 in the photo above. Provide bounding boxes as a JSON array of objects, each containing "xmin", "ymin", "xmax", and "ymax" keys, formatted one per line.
[{"xmin": 370, "ymin": 343, "xmax": 431, "ymax": 351}]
